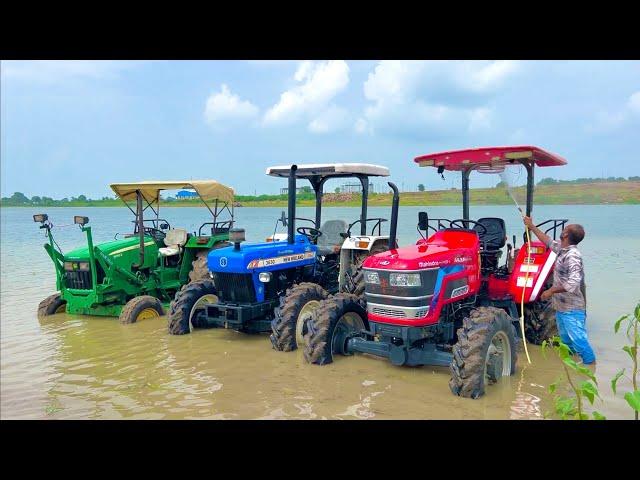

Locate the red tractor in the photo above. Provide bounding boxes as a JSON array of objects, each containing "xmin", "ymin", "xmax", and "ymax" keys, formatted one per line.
[{"xmin": 303, "ymin": 146, "xmax": 568, "ymax": 398}]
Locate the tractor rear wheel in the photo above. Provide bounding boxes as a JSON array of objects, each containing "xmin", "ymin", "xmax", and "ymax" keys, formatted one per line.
[
  {"xmin": 270, "ymin": 282, "xmax": 329, "ymax": 352},
  {"xmin": 168, "ymin": 279, "xmax": 218, "ymax": 335},
  {"xmin": 342, "ymin": 242, "xmax": 388, "ymax": 297},
  {"xmin": 119, "ymin": 296, "xmax": 164, "ymax": 324},
  {"xmin": 37, "ymin": 293, "xmax": 67, "ymax": 317},
  {"xmin": 303, "ymin": 293, "xmax": 368, "ymax": 365},
  {"xmin": 524, "ymin": 301, "xmax": 557, "ymax": 345},
  {"xmin": 449, "ymin": 306, "xmax": 518, "ymax": 399}
]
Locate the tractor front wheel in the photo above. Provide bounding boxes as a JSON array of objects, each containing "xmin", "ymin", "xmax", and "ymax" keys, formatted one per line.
[
  {"xmin": 449, "ymin": 306, "xmax": 518, "ymax": 399},
  {"xmin": 37, "ymin": 293, "xmax": 67, "ymax": 317},
  {"xmin": 303, "ymin": 293, "xmax": 368, "ymax": 365},
  {"xmin": 119, "ymin": 296, "xmax": 164, "ymax": 324},
  {"xmin": 524, "ymin": 301, "xmax": 557, "ymax": 345},
  {"xmin": 270, "ymin": 282, "xmax": 329, "ymax": 352},
  {"xmin": 168, "ymin": 280, "xmax": 218, "ymax": 335}
]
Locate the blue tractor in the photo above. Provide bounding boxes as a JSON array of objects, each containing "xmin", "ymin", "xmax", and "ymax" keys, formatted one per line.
[{"xmin": 167, "ymin": 163, "xmax": 399, "ymax": 353}]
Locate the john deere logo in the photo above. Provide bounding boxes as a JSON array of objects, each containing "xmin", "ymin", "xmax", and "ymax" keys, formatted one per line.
[{"xmin": 219, "ymin": 257, "xmax": 228, "ymax": 267}]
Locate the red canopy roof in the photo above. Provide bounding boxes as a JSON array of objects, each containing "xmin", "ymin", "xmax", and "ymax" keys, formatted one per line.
[{"xmin": 414, "ymin": 146, "xmax": 567, "ymax": 171}]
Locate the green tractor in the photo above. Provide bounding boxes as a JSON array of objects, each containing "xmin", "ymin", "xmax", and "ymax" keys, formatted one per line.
[{"xmin": 34, "ymin": 180, "xmax": 235, "ymax": 324}]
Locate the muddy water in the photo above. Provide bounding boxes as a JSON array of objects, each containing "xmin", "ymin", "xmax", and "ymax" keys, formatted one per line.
[{"xmin": 2, "ymin": 205, "xmax": 639, "ymax": 419}]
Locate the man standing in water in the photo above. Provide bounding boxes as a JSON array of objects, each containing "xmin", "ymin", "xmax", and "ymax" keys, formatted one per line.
[{"xmin": 523, "ymin": 217, "xmax": 596, "ymax": 365}]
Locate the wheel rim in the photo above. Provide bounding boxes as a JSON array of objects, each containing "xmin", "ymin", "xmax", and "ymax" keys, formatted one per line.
[
  {"xmin": 484, "ymin": 330, "xmax": 512, "ymax": 382},
  {"xmin": 137, "ymin": 307, "xmax": 160, "ymax": 321},
  {"xmin": 331, "ymin": 312, "xmax": 365, "ymax": 355},
  {"xmin": 188, "ymin": 294, "xmax": 218, "ymax": 332},
  {"xmin": 54, "ymin": 303, "xmax": 66, "ymax": 314},
  {"xmin": 295, "ymin": 300, "xmax": 320, "ymax": 346}
]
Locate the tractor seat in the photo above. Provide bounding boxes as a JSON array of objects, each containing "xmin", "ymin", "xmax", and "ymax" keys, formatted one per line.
[
  {"xmin": 158, "ymin": 228, "xmax": 188, "ymax": 257},
  {"xmin": 317, "ymin": 219, "xmax": 348, "ymax": 256},
  {"xmin": 473, "ymin": 217, "xmax": 507, "ymax": 256}
]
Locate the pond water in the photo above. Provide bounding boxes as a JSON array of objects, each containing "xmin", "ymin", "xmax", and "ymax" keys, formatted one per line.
[{"xmin": 1, "ymin": 205, "xmax": 639, "ymax": 419}]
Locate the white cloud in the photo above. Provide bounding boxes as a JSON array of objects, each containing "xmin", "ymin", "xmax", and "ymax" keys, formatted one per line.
[
  {"xmin": 307, "ymin": 106, "xmax": 350, "ymax": 134},
  {"xmin": 204, "ymin": 84, "xmax": 259, "ymax": 128},
  {"xmin": 628, "ymin": 91, "xmax": 640, "ymax": 115},
  {"xmin": 1, "ymin": 60, "xmax": 144, "ymax": 84},
  {"xmin": 354, "ymin": 117, "xmax": 369, "ymax": 134},
  {"xmin": 263, "ymin": 60, "xmax": 350, "ymax": 126},
  {"xmin": 586, "ymin": 90, "xmax": 640, "ymax": 133},
  {"xmin": 359, "ymin": 60, "xmax": 519, "ymax": 138}
]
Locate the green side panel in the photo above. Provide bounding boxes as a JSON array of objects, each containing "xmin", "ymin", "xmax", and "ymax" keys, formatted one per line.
[{"xmin": 184, "ymin": 234, "xmax": 230, "ymax": 249}]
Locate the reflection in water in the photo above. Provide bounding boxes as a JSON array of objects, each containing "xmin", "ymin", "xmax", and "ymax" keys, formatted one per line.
[{"xmin": 2, "ymin": 205, "xmax": 639, "ymax": 419}]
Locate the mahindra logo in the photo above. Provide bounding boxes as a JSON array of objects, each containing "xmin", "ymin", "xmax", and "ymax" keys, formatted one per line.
[{"xmin": 379, "ymin": 260, "xmax": 390, "ymax": 265}]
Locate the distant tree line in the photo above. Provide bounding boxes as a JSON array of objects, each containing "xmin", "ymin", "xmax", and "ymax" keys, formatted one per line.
[
  {"xmin": 1, "ymin": 192, "xmax": 116, "ymax": 206},
  {"xmin": 537, "ymin": 176, "xmax": 640, "ymax": 185}
]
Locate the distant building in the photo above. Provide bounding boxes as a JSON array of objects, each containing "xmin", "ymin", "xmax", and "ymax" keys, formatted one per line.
[
  {"xmin": 337, "ymin": 182, "xmax": 374, "ymax": 194},
  {"xmin": 279, "ymin": 187, "xmax": 311, "ymax": 195},
  {"xmin": 176, "ymin": 190, "xmax": 198, "ymax": 199}
]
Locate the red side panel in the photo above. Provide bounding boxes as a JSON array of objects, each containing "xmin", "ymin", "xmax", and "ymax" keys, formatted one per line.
[{"xmin": 508, "ymin": 241, "xmax": 556, "ymax": 303}]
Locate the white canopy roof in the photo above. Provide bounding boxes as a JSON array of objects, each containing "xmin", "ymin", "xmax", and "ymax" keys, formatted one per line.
[
  {"xmin": 266, "ymin": 163, "xmax": 389, "ymax": 178},
  {"xmin": 110, "ymin": 180, "xmax": 234, "ymax": 204}
]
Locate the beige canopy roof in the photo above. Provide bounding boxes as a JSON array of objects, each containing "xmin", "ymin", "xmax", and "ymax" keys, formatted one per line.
[{"xmin": 110, "ymin": 180, "xmax": 234, "ymax": 204}]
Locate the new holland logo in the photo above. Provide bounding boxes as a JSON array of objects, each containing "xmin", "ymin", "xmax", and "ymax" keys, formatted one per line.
[
  {"xmin": 247, "ymin": 251, "xmax": 315, "ymax": 269},
  {"xmin": 219, "ymin": 257, "xmax": 228, "ymax": 267}
]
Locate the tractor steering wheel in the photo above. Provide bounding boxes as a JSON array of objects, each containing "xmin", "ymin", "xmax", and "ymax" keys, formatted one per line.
[
  {"xmin": 144, "ymin": 227, "xmax": 166, "ymax": 241},
  {"xmin": 296, "ymin": 226, "xmax": 323, "ymax": 242},
  {"xmin": 448, "ymin": 219, "xmax": 488, "ymax": 235}
]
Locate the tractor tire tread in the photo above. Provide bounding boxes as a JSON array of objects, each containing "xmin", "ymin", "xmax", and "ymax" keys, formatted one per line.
[
  {"xmin": 168, "ymin": 279, "xmax": 217, "ymax": 335},
  {"xmin": 119, "ymin": 295, "xmax": 164, "ymax": 324}
]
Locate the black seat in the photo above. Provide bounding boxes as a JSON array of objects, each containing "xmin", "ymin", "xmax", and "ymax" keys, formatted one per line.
[{"xmin": 473, "ymin": 217, "xmax": 506, "ymax": 251}]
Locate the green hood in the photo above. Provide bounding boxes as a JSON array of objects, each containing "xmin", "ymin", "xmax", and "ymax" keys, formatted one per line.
[{"xmin": 65, "ymin": 236, "xmax": 155, "ymax": 260}]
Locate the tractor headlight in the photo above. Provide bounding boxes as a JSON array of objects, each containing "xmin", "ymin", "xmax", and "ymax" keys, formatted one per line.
[
  {"xmin": 390, "ymin": 273, "xmax": 421, "ymax": 287},
  {"xmin": 33, "ymin": 214, "xmax": 48, "ymax": 223},
  {"xmin": 78, "ymin": 262, "xmax": 90, "ymax": 271},
  {"xmin": 64, "ymin": 262, "xmax": 74, "ymax": 271},
  {"xmin": 259, "ymin": 272, "xmax": 272, "ymax": 283},
  {"xmin": 74, "ymin": 216, "xmax": 89, "ymax": 226},
  {"xmin": 365, "ymin": 271, "xmax": 380, "ymax": 284}
]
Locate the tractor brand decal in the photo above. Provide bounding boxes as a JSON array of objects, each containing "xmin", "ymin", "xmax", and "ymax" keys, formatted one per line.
[
  {"xmin": 418, "ymin": 260, "xmax": 446, "ymax": 268},
  {"xmin": 379, "ymin": 260, "xmax": 390, "ymax": 265},
  {"xmin": 516, "ymin": 276, "xmax": 534, "ymax": 288},
  {"xmin": 519, "ymin": 264, "xmax": 539, "ymax": 273},
  {"xmin": 109, "ymin": 241, "xmax": 155, "ymax": 257},
  {"xmin": 247, "ymin": 251, "xmax": 315, "ymax": 269},
  {"xmin": 453, "ymin": 256, "xmax": 472, "ymax": 264},
  {"xmin": 219, "ymin": 257, "xmax": 228, "ymax": 267},
  {"xmin": 450, "ymin": 285, "xmax": 469, "ymax": 298}
]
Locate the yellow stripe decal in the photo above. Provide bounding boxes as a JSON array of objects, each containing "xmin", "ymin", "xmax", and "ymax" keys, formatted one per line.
[{"xmin": 110, "ymin": 241, "xmax": 155, "ymax": 256}]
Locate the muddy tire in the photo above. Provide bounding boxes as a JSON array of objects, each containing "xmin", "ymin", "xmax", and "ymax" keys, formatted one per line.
[
  {"xmin": 449, "ymin": 306, "xmax": 518, "ymax": 399},
  {"xmin": 303, "ymin": 293, "xmax": 368, "ymax": 365},
  {"xmin": 524, "ymin": 301, "xmax": 557, "ymax": 345},
  {"xmin": 342, "ymin": 242, "xmax": 388, "ymax": 297},
  {"xmin": 37, "ymin": 293, "xmax": 67, "ymax": 317},
  {"xmin": 168, "ymin": 279, "xmax": 218, "ymax": 335},
  {"xmin": 119, "ymin": 296, "xmax": 164, "ymax": 324},
  {"xmin": 270, "ymin": 283, "xmax": 329, "ymax": 352},
  {"xmin": 188, "ymin": 242, "xmax": 228, "ymax": 283}
]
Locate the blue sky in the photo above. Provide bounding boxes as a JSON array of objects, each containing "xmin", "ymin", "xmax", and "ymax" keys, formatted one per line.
[{"xmin": 1, "ymin": 60, "xmax": 639, "ymax": 199}]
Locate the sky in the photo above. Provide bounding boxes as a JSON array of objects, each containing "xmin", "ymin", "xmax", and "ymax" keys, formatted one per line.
[{"xmin": 1, "ymin": 60, "xmax": 639, "ymax": 199}]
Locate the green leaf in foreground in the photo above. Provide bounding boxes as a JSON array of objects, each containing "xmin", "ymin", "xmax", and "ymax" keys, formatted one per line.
[
  {"xmin": 622, "ymin": 345, "xmax": 637, "ymax": 362},
  {"xmin": 624, "ymin": 390, "xmax": 640, "ymax": 412},
  {"xmin": 611, "ymin": 369, "xmax": 625, "ymax": 395},
  {"xmin": 592, "ymin": 411, "xmax": 606, "ymax": 420},
  {"xmin": 580, "ymin": 381, "xmax": 598, "ymax": 405},
  {"xmin": 614, "ymin": 314, "xmax": 628, "ymax": 334}
]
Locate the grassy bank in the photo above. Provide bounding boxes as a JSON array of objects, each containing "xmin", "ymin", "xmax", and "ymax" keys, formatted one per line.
[{"xmin": 2, "ymin": 181, "xmax": 639, "ymax": 208}]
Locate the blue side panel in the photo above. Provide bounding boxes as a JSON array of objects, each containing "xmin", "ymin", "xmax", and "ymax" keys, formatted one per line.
[{"xmin": 430, "ymin": 265, "xmax": 464, "ymax": 309}]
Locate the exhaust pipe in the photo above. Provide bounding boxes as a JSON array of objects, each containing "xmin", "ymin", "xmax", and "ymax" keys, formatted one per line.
[
  {"xmin": 387, "ymin": 182, "xmax": 399, "ymax": 249},
  {"xmin": 288, "ymin": 165, "xmax": 297, "ymax": 244}
]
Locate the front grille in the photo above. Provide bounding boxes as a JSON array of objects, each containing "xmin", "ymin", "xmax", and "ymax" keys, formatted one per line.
[
  {"xmin": 369, "ymin": 303, "xmax": 430, "ymax": 319},
  {"xmin": 211, "ymin": 272, "xmax": 256, "ymax": 303},
  {"xmin": 64, "ymin": 270, "xmax": 93, "ymax": 290},
  {"xmin": 371, "ymin": 306, "xmax": 406, "ymax": 318}
]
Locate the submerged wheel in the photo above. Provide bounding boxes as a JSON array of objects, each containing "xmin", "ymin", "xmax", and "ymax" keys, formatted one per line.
[
  {"xmin": 37, "ymin": 293, "xmax": 67, "ymax": 317},
  {"xmin": 303, "ymin": 293, "xmax": 368, "ymax": 365},
  {"xmin": 270, "ymin": 283, "xmax": 329, "ymax": 352},
  {"xmin": 524, "ymin": 301, "xmax": 557, "ymax": 345},
  {"xmin": 449, "ymin": 306, "xmax": 518, "ymax": 399},
  {"xmin": 168, "ymin": 279, "xmax": 218, "ymax": 335},
  {"xmin": 342, "ymin": 243, "xmax": 388, "ymax": 297},
  {"xmin": 119, "ymin": 296, "xmax": 164, "ymax": 324}
]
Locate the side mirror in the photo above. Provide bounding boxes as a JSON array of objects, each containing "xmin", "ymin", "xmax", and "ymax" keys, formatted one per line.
[
  {"xmin": 74, "ymin": 216, "xmax": 89, "ymax": 226},
  {"xmin": 33, "ymin": 213, "xmax": 48, "ymax": 223},
  {"xmin": 280, "ymin": 210, "xmax": 288, "ymax": 227},
  {"xmin": 418, "ymin": 212, "xmax": 428, "ymax": 231}
]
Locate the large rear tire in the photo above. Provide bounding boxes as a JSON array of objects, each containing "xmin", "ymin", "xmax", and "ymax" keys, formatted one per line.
[
  {"xmin": 342, "ymin": 242, "xmax": 388, "ymax": 297},
  {"xmin": 449, "ymin": 306, "xmax": 518, "ymax": 399},
  {"xmin": 37, "ymin": 293, "xmax": 67, "ymax": 317},
  {"xmin": 303, "ymin": 293, "xmax": 368, "ymax": 365},
  {"xmin": 188, "ymin": 242, "xmax": 229, "ymax": 283},
  {"xmin": 168, "ymin": 279, "xmax": 218, "ymax": 335},
  {"xmin": 119, "ymin": 296, "xmax": 164, "ymax": 324},
  {"xmin": 270, "ymin": 282, "xmax": 329, "ymax": 352},
  {"xmin": 524, "ymin": 301, "xmax": 557, "ymax": 345}
]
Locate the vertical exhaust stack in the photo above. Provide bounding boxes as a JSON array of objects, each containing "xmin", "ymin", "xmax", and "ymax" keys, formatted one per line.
[
  {"xmin": 387, "ymin": 182, "xmax": 399, "ymax": 249},
  {"xmin": 136, "ymin": 190, "xmax": 145, "ymax": 267},
  {"xmin": 288, "ymin": 165, "xmax": 297, "ymax": 244}
]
